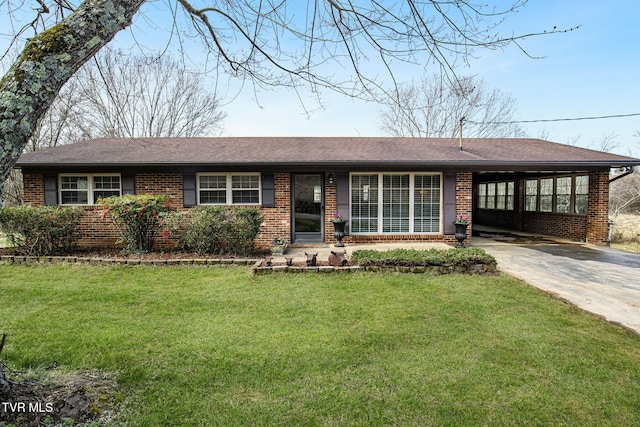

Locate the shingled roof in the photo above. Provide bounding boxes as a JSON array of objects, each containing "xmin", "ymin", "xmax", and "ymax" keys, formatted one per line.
[{"xmin": 16, "ymin": 137, "xmax": 640, "ymax": 170}]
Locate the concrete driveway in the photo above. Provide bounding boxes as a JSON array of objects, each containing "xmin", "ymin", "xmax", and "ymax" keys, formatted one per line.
[{"xmin": 474, "ymin": 231, "xmax": 640, "ymax": 334}]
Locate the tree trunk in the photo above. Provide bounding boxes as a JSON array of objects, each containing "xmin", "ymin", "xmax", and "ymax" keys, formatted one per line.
[
  {"xmin": 0, "ymin": 334, "xmax": 8, "ymax": 393},
  {"xmin": 0, "ymin": 0, "xmax": 147, "ymax": 205}
]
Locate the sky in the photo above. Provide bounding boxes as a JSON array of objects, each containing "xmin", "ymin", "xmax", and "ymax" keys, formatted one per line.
[
  {"xmin": 214, "ymin": 1, "xmax": 640, "ymax": 156},
  {"xmin": 2, "ymin": 1, "xmax": 639, "ymax": 156}
]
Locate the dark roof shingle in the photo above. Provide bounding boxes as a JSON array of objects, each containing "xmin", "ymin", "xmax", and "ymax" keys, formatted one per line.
[{"xmin": 16, "ymin": 137, "xmax": 640, "ymax": 169}]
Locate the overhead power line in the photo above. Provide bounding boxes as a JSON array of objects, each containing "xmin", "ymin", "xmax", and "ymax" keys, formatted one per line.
[{"xmin": 467, "ymin": 112, "xmax": 640, "ymax": 125}]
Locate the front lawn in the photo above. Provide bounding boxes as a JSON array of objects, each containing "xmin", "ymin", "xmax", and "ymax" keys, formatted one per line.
[{"xmin": 1, "ymin": 265, "xmax": 639, "ymax": 426}]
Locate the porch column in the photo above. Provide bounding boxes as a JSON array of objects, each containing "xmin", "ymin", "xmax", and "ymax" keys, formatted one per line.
[
  {"xmin": 586, "ymin": 170, "xmax": 610, "ymax": 246},
  {"xmin": 456, "ymin": 171, "xmax": 473, "ymax": 244}
]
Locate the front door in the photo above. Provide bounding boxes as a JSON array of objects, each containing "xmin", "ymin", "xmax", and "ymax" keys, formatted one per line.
[{"xmin": 293, "ymin": 174, "xmax": 324, "ymax": 243}]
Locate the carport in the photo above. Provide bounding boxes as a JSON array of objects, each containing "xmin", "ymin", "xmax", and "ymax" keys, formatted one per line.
[{"xmin": 472, "ymin": 164, "xmax": 636, "ymax": 246}]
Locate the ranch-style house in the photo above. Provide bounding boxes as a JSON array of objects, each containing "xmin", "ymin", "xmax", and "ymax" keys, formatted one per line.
[{"xmin": 15, "ymin": 137, "xmax": 640, "ymax": 249}]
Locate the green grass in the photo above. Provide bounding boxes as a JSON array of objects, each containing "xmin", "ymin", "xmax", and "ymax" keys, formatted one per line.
[
  {"xmin": 611, "ymin": 242, "xmax": 640, "ymax": 254},
  {"xmin": 1, "ymin": 265, "xmax": 639, "ymax": 426}
]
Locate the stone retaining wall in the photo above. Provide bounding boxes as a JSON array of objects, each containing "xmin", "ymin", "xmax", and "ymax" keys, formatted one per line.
[{"xmin": 0, "ymin": 255, "xmax": 495, "ymax": 275}]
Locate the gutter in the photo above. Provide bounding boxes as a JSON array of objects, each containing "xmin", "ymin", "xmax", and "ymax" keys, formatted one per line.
[{"xmin": 609, "ymin": 166, "xmax": 635, "ymax": 183}]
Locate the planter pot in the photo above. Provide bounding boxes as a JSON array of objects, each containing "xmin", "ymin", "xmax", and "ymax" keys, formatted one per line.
[
  {"xmin": 331, "ymin": 220, "xmax": 347, "ymax": 247},
  {"xmin": 453, "ymin": 222, "xmax": 469, "ymax": 248},
  {"xmin": 270, "ymin": 244, "xmax": 287, "ymax": 255}
]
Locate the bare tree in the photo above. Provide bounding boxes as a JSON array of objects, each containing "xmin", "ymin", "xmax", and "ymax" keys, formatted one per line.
[
  {"xmin": 0, "ymin": 0, "xmax": 575, "ymax": 204},
  {"xmin": 2, "ymin": 170, "xmax": 23, "ymax": 207},
  {"xmin": 610, "ymin": 170, "xmax": 640, "ymax": 224},
  {"xmin": 24, "ymin": 48, "xmax": 225, "ymax": 152},
  {"xmin": 70, "ymin": 49, "xmax": 225, "ymax": 139},
  {"xmin": 379, "ymin": 74, "xmax": 525, "ymax": 138},
  {"xmin": 564, "ymin": 132, "xmax": 620, "ymax": 153},
  {"xmin": 27, "ymin": 77, "xmax": 86, "ymax": 151}
]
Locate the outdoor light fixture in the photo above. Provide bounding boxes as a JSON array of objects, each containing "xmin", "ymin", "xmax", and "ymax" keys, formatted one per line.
[{"xmin": 328, "ymin": 173, "xmax": 335, "ymax": 185}]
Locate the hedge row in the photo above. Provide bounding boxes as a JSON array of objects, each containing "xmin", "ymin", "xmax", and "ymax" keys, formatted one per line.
[
  {"xmin": 0, "ymin": 206, "xmax": 82, "ymax": 256},
  {"xmin": 178, "ymin": 206, "xmax": 263, "ymax": 256},
  {"xmin": 1, "ymin": 200, "xmax": 264, "ymax": 257},
  {"xmin": 350, "ymin": 248, "xmax": 496, "ymax": 269}
]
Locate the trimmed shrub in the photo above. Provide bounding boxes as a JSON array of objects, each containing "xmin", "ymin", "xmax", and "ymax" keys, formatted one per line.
[
  {"xmin": 351, "ymin": 248, "xmax": 496, "ymax": 269},
  {"xmin": 179, "ymin": 206, "xmax": 263, "ymax": 256},
  {"xmin": 0, "ymin": 206, "xmax": 82, "ymax": 255},
  {"xmin": 98, "ymin": 194, "xmax": 176, "ymax": 253}
]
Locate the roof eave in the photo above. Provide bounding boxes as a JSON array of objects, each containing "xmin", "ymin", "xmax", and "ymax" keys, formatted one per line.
[{"xmin": 16, "ymin": 159, "xmax": 640, "ymax": 170}]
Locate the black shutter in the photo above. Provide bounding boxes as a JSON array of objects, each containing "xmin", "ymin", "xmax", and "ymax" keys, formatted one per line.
[
  {"xmin": 121, "ymin": 173, "xmax": 135, "ymax": 195},
  {"xmin": 336, "ymin": 173, "xmax": 350, "ymax": 234},
  {"xmin": 443, "ymin": 172, "xmax": 456, "ymax": 234},
  {"xmin": 261, "ymin": 173, "xmax": 275, "ymax": 208},
  {"xmin": 183, "ymin": 174, "xmax": 196, "ymax": 207},
  {"xmin": 44, "ymin": 174, "xmax": 57, "ymax": 206}
]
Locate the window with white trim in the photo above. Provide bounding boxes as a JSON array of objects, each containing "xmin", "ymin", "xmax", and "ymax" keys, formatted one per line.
[
  {"xmin": 351, "ymin": 174, "xmax": 379, "ymax": 233},
  {"xmin": 197, "ymin": 173, "xmax": 261, "ymax": 205},
  {"xmin": 351, "ymin": 173, "xmax": 441, "ymax": 234},
  {"xmin": 414, "ymin": 174, "xmax": 441, "ymax": 233},
  {"xmin": 383, "ymin": 174, "xmax": 410, "ymax": 233},
  {"xmin": 59, "ymin": 174, "xmax": 121, "ymax": 205}
]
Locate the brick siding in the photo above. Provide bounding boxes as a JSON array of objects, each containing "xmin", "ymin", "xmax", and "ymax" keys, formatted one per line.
[
  {"xmin": 586, "ymin": 170, "xmax": 610, "ymax": 245},
  {"xmin": 134, "ymin": 173, "xmax": 183, "ymax": 206},
  {"xmin": 22, "ymin": 173, "xmax": 44, "ymax": 206},
  {"xmin": 22, "ymin": 169, "xmax": 611, "ymax": 250},
  {"xmin": 256, "ymin": 172, "xmax": 292, "ymax": 247},
  {"xmin": 456, "ymin": 171, "xmax": 473, "ymax": 245}
]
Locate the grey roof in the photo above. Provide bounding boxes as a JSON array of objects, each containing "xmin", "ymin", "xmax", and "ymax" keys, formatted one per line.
[{"xmin": 16, "ymin": 137, "xmax": 640, "ymax": 170}]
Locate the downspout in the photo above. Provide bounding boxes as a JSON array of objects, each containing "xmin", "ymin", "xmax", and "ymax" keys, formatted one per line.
[{"xmin": 609, "ymin": 166, "xmax": 634, "ymax": 183}]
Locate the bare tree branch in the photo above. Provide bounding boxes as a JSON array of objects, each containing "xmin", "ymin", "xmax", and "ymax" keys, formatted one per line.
[
  {"xmin": 0, "ymin": 0, "xmax": 575, "ymax": 204},
  {"xmin": 379, "ymin": 74, "xmax": 525, "ymax": 138}
]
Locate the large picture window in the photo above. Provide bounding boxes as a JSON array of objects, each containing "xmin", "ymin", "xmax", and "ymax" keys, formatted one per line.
[
  {"xmin": 59, "ymin": 174, "xmax": 121, "ymax": 205},
  {"xmin": 524, "ymin": 175, "xmax": 589, "ymax": 214},
  {"xmin": 351, "ymin": 173, "xmax": 441, "ymax": 234},
  {"xmin": 198, "ymin": 173, "xmax": 260, "ymax": 205}
]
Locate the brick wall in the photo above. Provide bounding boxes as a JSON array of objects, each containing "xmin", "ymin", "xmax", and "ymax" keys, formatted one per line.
[
  {"xmin": 456, "ymin": 171, "xmax": 473, "ymax": 245},
  {"xmin": 22, "ymin": 173, "xmax": 44, "ymax": 206},
  {"xmin": 521, "ymin": 212, "xmax": 587, "ymax": 241},
  {"xmin": 586, "ymin": 170, "xmax": 610, "ymax": 245},
  {"xmin": 78, "ymin": 206, "xmax": 120, "ymax": 248},
  {"xmin": 134, "ymin": 173, "xmax": 183, "ymax": 206},
  {"xmin": 323, "ymin": 174, "xmax": 338, "ymax": 243},
  {"xmin": 255, "ymin": 172, "xmax": 291, "ymax": 247}
]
